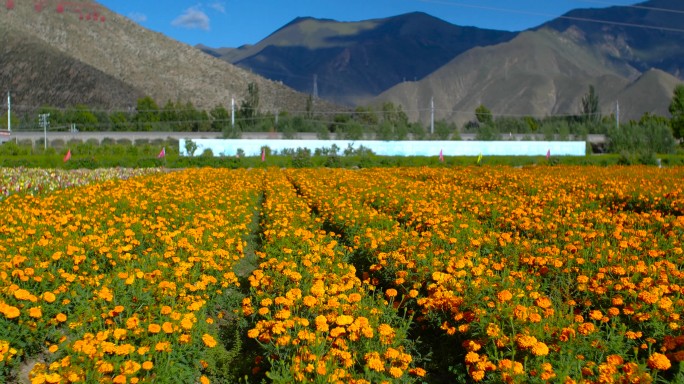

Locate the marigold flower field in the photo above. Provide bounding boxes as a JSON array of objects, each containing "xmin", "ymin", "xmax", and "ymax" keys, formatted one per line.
[{"xmin": 0, "ymin": 166, "xmax": 683, "ymax": 383}]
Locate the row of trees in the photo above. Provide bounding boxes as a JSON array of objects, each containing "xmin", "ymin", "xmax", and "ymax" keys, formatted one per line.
[{"xmin": 2, "ymin": 83, "xmax": 684, "ymax": 153}]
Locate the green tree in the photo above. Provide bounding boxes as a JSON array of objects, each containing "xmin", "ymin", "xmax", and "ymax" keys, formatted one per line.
[
  {"xmin": 581, "ymin": 85, "xmax": 601, "ymax": 124},
  {"xmin": 109, "ymin": 111, "xmax": 131, "ymax": 131},
  {"xmin": 668, "ymin": 84, "xmax": 684, "ymax": 140},
  {"xmin": 240, "ymin": 82, "xmax": 260, "ymax": 127},
  {"xmin": 210, "ymin": 105, "xmax": 233, "ymax": 136},
  {"xmin": 65, "ymin": 105, "xmax": 98, "ymax": 131},
  {"xmin": 475, "ymin": 105, "xmax": 493, "ymax": 125},
  {"xmin": 134, "ymin": 96, "xmax": 160, "ymax": 131},
  {"xmin": 160, "ymin": 100, "xmax": 179, "ymax": 131}
]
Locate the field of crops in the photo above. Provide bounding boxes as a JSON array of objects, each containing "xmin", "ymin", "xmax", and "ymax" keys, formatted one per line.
[{"xmin": 1, "ymin": 166, "xmax": 683, "ymax": 383}]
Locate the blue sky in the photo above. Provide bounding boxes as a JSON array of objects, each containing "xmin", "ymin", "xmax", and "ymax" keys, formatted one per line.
[{"xmin": 97, "ymin": 0, "xmax": 639, "ymax": 48}]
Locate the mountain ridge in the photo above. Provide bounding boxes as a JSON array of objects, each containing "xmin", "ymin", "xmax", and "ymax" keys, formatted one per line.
[{"xmin": 0, "ymin": 0, "xmax": 321, "ymax": 116}]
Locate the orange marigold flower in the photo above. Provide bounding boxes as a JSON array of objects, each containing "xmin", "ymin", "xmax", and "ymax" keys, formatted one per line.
[
  {"xmin": 531, "ymin": 342, "xmax": 549, "ymax": 356},
  {"xmin": 142, "ymin": 361, "xmax": 154, "ymax": 370},
  {"xmin": 148, "ymin": 323, "xmax": 161, "ymax": 334},
  {"xmin": 385, "ymin": 289, "xmax": 398, "ymax": 299},
  {"xmin": 606, "ymin": 355, "xmax": 624, "ymax": 366},
  {"xmin": 535, "ymin": 297, "xmax": 552, "ymax": 309},
  {"xmin": 647, "ymin": 353, "xmax": 671, "ymax": 370},
  {"xmin": 2, "ymin": 305, "xmax": 20, "ymax": 319},
  {"xmin": 42, "ymin": 292, "xmax": 56, "ymax": 303},
  {"xmin": 55, "ymin": 313, "xmax": 67, "ymax": 323},
  {"xmin": 29, "ymin": 307, "xmax": 42, "ymax": 319},
  {"xmin": 465, "ymin": 352, "xmax": 480, "ymax": 364},
  {"xmin": 497, "ymin": 290, "xmax": 513, "ymax": 302}
]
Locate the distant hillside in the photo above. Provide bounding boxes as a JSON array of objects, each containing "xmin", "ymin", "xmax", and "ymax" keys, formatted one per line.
[
  {"xmin": 0, "ymin": 0, "xmax": 317, "ymax": 115},
  {"xmin": 373, "ymin": 28, "xmax": 680, "ymax": 125},
  {"xmin": 0, "ymin": 22, "xmax": 144, "ymax": 111},
  {"xmin": 200, "ymin": 12, "xmax": 515, "ymax": 105}
]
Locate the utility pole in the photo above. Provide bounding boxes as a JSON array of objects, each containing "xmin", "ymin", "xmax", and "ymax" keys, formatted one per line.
[
  {"xmin": 313, "ymin": 74, "xmax": 318, "ymax": 100},
  {"xmin": 231, "ymin": 98, "xmax": 236, "ymax": 130},
  {"xmin": 7, "ymin": 91, "xmax": 10, "ymax": 132},
  {"xmin": 39, "ymin": 113, "xmax": 50, "ymax": 150},
  {"xmin": 430, "ymin": 97, "xmax": 435, "ymax": 135}
]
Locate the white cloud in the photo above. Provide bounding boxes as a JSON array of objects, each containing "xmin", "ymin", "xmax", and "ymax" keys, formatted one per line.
[
  {"xmin": 209, "ymin": 2, "xmax": 226, "ymax": 13},
  {"xmin": 127, "ymin": 12, "xmax": 147, "ymax": 23},
  {"xmin": 172, "ymin": 7, "xmax": 210, "ymax": 31}
]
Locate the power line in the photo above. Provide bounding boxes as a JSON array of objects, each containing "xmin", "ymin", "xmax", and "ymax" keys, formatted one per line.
[
  {"xmin": 572, "ymin": 0, "xmax": 684, "ymax": 15},
  {"xmin": 415, "ymin": 0, "xmax": 684, "ymax": 33}
]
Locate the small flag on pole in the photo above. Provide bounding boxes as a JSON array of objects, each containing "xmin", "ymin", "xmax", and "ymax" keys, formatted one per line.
[
  {"xmin": 63, "ymin": 149, "xmax": 71, "ymax": 162},
  {"xmin": 477, "ymin": 153, "xmax": 483, "ymax": 164},
  {"xmin": 439, "ymin": 149, "xmax": 444, "ymax": 162},
  {"xmin": 261, "ymin": 148, "xmax": 266, "ymax": 162},
  {"xmin": 546, "ymin": 149, "xmax": 551, "ymax": 160},
  {"xmin": 157, "ymin": 147, "xmax": 166, "ymax": 158}
]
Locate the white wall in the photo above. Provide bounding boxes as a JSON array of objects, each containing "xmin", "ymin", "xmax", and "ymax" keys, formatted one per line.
[{"xmin": 179, "ymin": 139, "xmax": 586, "ymax": 157}]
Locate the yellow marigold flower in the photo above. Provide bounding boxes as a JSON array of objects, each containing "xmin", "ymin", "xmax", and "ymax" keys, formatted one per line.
[
  {"xmin": 389, "ymin": 367, "xmax": 403, "ymax": 378},
  {"xmin": 202, "ymin": 333, "xmax": 218, "ymax": 348},
  {"xmin": 97, "ymin": 362, "xmax": 115, "ymax": 374},
  {"xmin": 161, "ymin": 322, "xmax": 174, "ymax": 334},
  {"xmin": 647, "ymin": 353, "xmax": 671, "ymax": 370},
  {"xmin": 180, "ymin": 317, "xmax": 194, "ymax": 330},
  {"xmin": 515, "ymin": 335, "xmax": 537, "ymax": 349},
  {"xmin": 148, "ymin": 323, "xmax": 161, "ymax": 334},
  {"xmin": 44, "ymin": 373, "xmax": 62, "ymax": 383},
  {"xmin": 126, "ymin": 316, "xmax": 139, "ymax": 330},
  {"xmin": 2, "ymin": 305, "xmax": 20, "ymax": 319},
  {"xmin": 155, "ymin": 342, "xmax": 171, "ymax": 352},
  {"xmin": 42, "ymin": 292, "xmax": 56, "ymax": 303},
  {"xmin": 366, "ymin": 354, "xmax": 384, "ymax": 372},
  {"xmin": 302, "ymin": 295, "xmax": 318, "ymax": 307},
  {"xmin": 336, "ymin": 315, "xmax": 354, "ymax": 326},
  {"xmin": 113, "ymin": 374, "xmax": 127, "ymax": 384},
  {"xmin": 274, "ymin": 309, "xmax": 291, "ymax": 320},
  {"xmin": 121, "ymin": 360, "xmax": 141, "ymax": 375},
  {"xmin": 247, "ymin": 328, "xmax": 260, "ymax": 339},
  {"xmin": 377, "ymin": 324, "xmax": 394, "ymax": 336},
  {"xmin": 315, "ymin": 315, "xmax": 329, "ymax": 332},
  {"xmin": 531, "ymin": 342, "xmax": 550, "ymax": 356}
]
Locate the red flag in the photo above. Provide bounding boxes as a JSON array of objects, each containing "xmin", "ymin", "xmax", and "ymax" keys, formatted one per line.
[
  {"xmin": 261, "ymin": 148, "xmax": 266, "ymax": 162},
  {"xmin": 157, "ymin": 147, "xmax": 166, "ymax": 158},
  {"xmin": 439, "ymin": 149, "xmax": 444, "ymax": 162},
  {"xmin": 546, "ymin": 149, "xmax": 551, "ymax": 159},
  {"xmin": 63, "ymin": 149, "xmax": 71, "ymax": 162}
]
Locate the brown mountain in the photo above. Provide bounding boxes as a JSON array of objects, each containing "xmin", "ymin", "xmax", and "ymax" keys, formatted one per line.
[
  {"xmin": 373, "ymin": 28, "xmax": 681, "ymax": 125},
  {"xmin": 200, "ymin": 13, "xmax": 516, "ymax": 105},
  {"xmin": 0, "ymin": 0, "xmax": 315, "ymax": 115}
]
